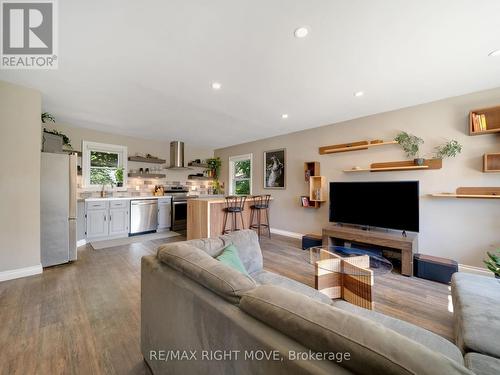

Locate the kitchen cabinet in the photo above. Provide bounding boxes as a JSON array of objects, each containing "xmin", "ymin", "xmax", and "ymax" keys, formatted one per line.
[
  {"xmin": 157, "ymin": 198, "xmax": 172, "ymax": 231},
  {"xmin": 85, "ymin": 200, "xmax": 129, "ymax": 241},
  {"xmin": 86, "ymin": 207, "xmax": 109, "ymax": 240}
]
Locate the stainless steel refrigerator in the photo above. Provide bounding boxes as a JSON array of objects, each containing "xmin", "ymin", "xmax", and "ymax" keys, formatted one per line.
[{"xmin": 41, "ymin": 152, "xmax": 78, "ymax": 267}]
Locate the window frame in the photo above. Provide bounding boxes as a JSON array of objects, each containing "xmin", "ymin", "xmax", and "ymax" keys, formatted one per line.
[
  {"xmin": 228, "ymin": 153, "xmax": 253, "ymax": 196},
  {"xmin": 82, "ymin": 141, "xmax": 128, "ymax": 191}
]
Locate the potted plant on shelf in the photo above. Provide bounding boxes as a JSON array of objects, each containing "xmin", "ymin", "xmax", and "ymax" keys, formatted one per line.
[
  {"xmin": 394, "ymin": 131, "xmax": 425, "ymax": 165},
  {"xmin": 206, "ymin": 157, "xmax": 222, "ymax": 179},
  {"xmin": 115, "ymin": 168, "xmax": 124, "ymax": 187},
  {"xmin": 41, "ymin": 112, "xmax": 73, "ymax": 152},
  {"xmin": 434, "ymin": 139, "xmax": 463, "ymax": 160},
  {"xmin": 483, "ymin": 251, "xmax": 500, "ymax": 279}
]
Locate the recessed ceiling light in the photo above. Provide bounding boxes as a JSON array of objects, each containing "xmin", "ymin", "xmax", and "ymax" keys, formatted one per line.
[
  {"xmin": 281, "ymin": 114, "xmax": 289, "ymax": 119},
  {"xmin": 211, "ymin": 82, "xmax": 222, "ymax": 90},
  {"xmin": 294, "ymin": 27, "xmax": 308, "ymax": 38},
  {"xmin": 354, "ymin": 91, "xmax": 364, "ymax": 97},
  {"xmin": 488, "ymin": 49, "xmax": 500, "ymax": 57}
]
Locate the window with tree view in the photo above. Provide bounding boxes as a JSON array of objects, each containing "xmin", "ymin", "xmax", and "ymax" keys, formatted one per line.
[
  {"xmin": 82, "ymin": 141, "xmax": 127, "ymax": 189},
  {"xmin": 229, "ymin": 154, "xmax": 252, "ymax": 195},
  {"xmin": 90, "ymin": 151, "xmax": 119, "ymax": 185}
]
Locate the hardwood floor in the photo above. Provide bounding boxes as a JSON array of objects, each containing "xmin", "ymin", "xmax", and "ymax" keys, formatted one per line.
[{"xmin": 0, "ymin": 233, "xmax": 453, "ymax": 374}]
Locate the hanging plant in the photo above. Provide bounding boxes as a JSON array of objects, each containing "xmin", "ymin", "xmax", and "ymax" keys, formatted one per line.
[
  {"xmin": 43, "ymin": 128, "xmax": 72, "ymax": 148},
  {"xmin": 41, "ymin": 112, "xmax": 55, "ymax": 123},
  {"xmin": 434, "ymin": 140, "xmax": 463, "ymax": 159}
]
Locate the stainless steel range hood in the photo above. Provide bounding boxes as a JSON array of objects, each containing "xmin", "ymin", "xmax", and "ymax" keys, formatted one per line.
[{"xmin": 167, "ymin": 141, "xmax": 192, "ymax": 170}]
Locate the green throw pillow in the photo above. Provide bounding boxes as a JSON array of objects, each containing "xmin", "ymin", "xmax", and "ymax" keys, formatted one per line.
[{"xmin": 216, "ymin": 244, "xmax": 249, "ymax": 276}]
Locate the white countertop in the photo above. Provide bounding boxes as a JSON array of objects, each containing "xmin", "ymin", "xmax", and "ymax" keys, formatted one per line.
[{"xmin": 84, "ymin": 195, "xmax": 172, "ymax": 202}]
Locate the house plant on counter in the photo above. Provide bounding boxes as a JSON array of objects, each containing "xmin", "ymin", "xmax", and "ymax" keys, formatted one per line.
[
  {"xmin": 484, "ymin": 251, "xmax": 500, "ymax": 279},
  {"xmin": 394, "ymin": 131, "xmax": 425, "ymax": 165},
  {"xmin": 115, "ymin": 168, "xmax": 124, "ymax": 187}
]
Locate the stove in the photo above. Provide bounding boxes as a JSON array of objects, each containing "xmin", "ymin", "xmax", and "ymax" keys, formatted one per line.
[{"xmin": 165, "ymin": 186, "xmax": 189, "ymax": 231}]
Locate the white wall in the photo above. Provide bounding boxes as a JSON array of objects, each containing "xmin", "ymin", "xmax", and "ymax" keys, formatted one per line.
[
  {"xmin": 0, "ymin": 81, "xmax": 42, "ymax": 279},
  {"xmin": 216, "ymin": 87, "xmax": 500, "ymax": 268}
]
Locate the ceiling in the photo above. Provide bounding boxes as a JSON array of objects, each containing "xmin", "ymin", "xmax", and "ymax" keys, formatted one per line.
[{"xmin": 2, "ymin": 0, "xmax": 500, "ymax": 148}]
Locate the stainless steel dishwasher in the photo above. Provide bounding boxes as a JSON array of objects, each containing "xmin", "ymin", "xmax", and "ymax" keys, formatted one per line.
[{"xmin": 130, "ymin": 199, "xmax": 158, "ymax": 235}]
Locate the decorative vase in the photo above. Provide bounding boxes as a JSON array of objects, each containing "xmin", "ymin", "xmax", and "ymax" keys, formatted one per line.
[{"xmin": 414, "ymin": 158, "xmax": 425, "ymax": 166}]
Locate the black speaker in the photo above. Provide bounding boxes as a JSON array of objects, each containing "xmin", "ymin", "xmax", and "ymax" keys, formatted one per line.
[{"xmin": 414, "ymin": 254, "xmax": 458, "ymax": 284}]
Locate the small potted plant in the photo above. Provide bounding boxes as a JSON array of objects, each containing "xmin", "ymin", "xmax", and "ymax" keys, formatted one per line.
[
  {"xmin": 484, "ymin": 251, "xmax": 500, "ymax": 279},
  {"xmin": 394, "ymin": 131, "xmax": 425, "ymax": 165},
  {"xmin": 206, "ymin": 157, "xmax": 222, "ymax": 179},
  {"xmin": 434, "ymin": 139, "xmax": 463, "ymax": 159},
  {"xmin": 115, "ymin": 168, "xmax": 124, "ymax": 187}
]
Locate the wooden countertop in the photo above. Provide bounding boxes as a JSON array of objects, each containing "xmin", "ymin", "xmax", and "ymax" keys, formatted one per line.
[{"xmin": 189, "ymin": 197, "xmax": 274, "ymax": 204}]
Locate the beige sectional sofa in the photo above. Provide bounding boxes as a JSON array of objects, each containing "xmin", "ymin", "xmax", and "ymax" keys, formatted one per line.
[{"xmin": 141, "ymin": 230, "xmax": 492, "ymax": 374}]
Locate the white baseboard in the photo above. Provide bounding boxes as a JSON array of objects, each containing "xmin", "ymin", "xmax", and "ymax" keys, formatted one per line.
[
  {"xmin": 0, "ymin": 264, "xmax": 43, "ymax": 283},
  {"xmin": 458, "ymin": 264, "xmax": 494, "ymax": 277},
  {"xmin": 270, "ymin": 228, "xmax": 304, "ymax": 239},
  {"xmin": 77, "ymin": 239, "xmax": 87, "ymax": 247}
]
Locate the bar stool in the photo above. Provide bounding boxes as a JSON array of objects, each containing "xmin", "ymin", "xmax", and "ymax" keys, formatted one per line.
[
  {"xmin": 222, "ymin": 195, "xmax": 247, "ymax": 234},
  {"xmin": 249, "ymin": 194, "xmax": 271, "ymax": 239}
]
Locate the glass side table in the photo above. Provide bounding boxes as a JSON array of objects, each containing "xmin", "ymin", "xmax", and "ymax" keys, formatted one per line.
[{"xmin": 304, "ymin": 246, "xmax": 393, "ymax": 309}]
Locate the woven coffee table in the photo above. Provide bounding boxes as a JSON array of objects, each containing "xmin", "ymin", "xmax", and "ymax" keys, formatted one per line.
[{"xmin": 304, "ymin": 246, "xmax": 393, "ymax": 310}]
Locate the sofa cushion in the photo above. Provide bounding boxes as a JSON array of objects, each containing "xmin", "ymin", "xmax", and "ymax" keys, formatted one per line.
[
  {"xmin": 451, "ymin": 272, "xmax": 500, "ymax": 358},
  {"xmin": 464, "ymin": 353, "xmax": 500, "ymax": 375},
  {"xmin": 157, "ymin": 242, "xmax": 256, "ymax": 304},
  {"xmin": 220, "ymin": 230, "xmax": 263, "ymax": 274},
  {"xmin": 332, "ymin": 300, "xmax": 463, "ymax": 364},
  {"xmin": 251, "ymin": 269, "xmax": 332, "ymax": 305},
  {"xmin": 184, "ymin": 237, "xmax": 227, "ymax": 257},
  {"xmin": 240, "ymin": 285, "xmax": 472, "ymax": 375},
  {"xmin": 216, "ymin": 244, "xmax": 249, "ymax": 276}
]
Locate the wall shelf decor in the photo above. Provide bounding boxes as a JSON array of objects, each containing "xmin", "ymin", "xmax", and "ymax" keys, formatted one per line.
[
  {"xmin": 188, "ymin": 162, "xmax": 209, "ymax": 168},
  {"xmin": 302, "ymin": 162, "xmax": 325, "ymax": 208},
  {"xmin": 469, "ymin": 105, "xmax": 500, "ymax": 135},
  {"xmin": 128, "ymin": 173, "xmax": 166, "ymax": 179},
  {"xmin": 128, "ymin": 156, "xmax": 166, "ymax": 164},
  {"xmin": 188, "ymin": 175, "xmax": 213, "ymax": 181},
  {"xmin": 344, "ymin": 159, "xmax": 442, "ymax": 173},
  {"xmin": 319, "ymin": 139, "xmax": 397, "ymax": 155},
  {"xmin": 431, "ymin": 187, "xmax": 500, "ymax": 199},
  {"xmin": 483, "ymin": 153, "xmax": 500, "ymax": 173}
]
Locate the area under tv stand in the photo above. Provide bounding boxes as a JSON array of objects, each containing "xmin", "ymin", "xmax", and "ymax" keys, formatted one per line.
[{"xmin": 322, "ymin": 225, "xmax": 418, "ymax": 276}]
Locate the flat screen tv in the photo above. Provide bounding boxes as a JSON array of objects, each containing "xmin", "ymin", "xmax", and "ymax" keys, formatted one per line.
[{"xmin": 329, "ymin": 181, "xmax": 419, "ymax": 232}]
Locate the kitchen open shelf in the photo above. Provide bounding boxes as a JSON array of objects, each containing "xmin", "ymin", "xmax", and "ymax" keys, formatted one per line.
[
  {"xmin": 319, "ymin": 139, "xmax": 397, "ymax": 155},
  {"xmin": 188, "ymin": 175, "xmax": 213, "ymax": 180},
  {"xmin": 469, "ymin": 105, "xmax": 500, "ymax": 135},
  {"xmin": 128, "ymin": 156, "xmax": 166, "ymax": 164},
  {"xmin": 344, "ymin": 159, "xmax": 442, "ymax": 173},
  {"xmin": 128, "ymin": 173, "xmax": 166, "ymax": 178},
  {"xmin": 188, "ymin": 162, "xmax": 209, "ymax": 168},
  {"xmin": 431, "ymin": 187, "xmax": 500, "ymax": 200},
  {"xmin": 483, "ymin": 153, "xmax": 500, "ymax": 172}
]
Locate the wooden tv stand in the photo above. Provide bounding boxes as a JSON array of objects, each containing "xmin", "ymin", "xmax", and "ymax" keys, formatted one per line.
[{"xmin": 322, "ymin": 225, "xmax": 418, "ymax": 276}]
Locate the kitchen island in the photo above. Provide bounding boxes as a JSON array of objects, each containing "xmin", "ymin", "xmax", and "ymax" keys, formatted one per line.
[{"xmin": 187, "ymin": 197, "xmax": 272, "ymax": 240}]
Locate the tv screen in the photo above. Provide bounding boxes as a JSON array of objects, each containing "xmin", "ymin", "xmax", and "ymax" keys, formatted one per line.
[{"xmin": 329, "ymin": 181, "xmax": 419, "ymax": 232}]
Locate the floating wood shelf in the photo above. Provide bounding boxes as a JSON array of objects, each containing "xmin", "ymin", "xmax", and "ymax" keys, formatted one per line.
[
  {"xmin": 128, "ymin": 173, "xmax": 166, "ymax": 178},
  {"xmin": 128, "ymin": 156, "xmax": 166, "ymax": 164},
  {"xmin": 431, "ymin": 187, "xmax": 500, "ymax": 199},
  {"xmin": 319, "ymin": 140, "xmax": 397, "ymax": 155},
  {"xmin": 469, "ymin": 105, "xmax": 500, "ymax": 135},
  {"xmin": 344, "ymin": 159, "xmax": 442, "ymax": 173},
  {"xmin": 304, "ymin": 161, "xmax": 320, "ymax": 182},
  {"xmin": 309, "ymin": 176, "xmax": 327, "ymax": 202},
  {"xmin": 188, "ymin": 162, "xmax": 209, "ymax": 168},
  {"xmin": 188, "ymin": 175, "xmax": 213, "ymax": 181},
  {"xmin": 483, "ymin": 153, "xmax": 500, "ymax": 173}
]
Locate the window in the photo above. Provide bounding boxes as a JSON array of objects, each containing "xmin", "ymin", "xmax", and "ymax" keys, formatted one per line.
[
  {"xmin": 82, "ymin": 141, "xmax": 128, "ymax": 190},
  {"xmin": 229, "ymin": 154, "xmax": 252, "ymax": 195}
]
